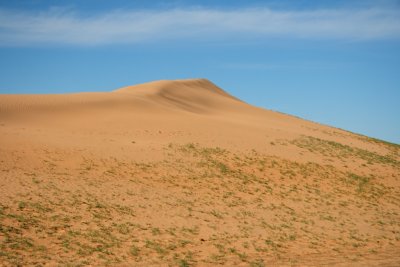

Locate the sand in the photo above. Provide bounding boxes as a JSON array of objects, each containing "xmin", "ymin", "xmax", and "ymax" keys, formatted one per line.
[{"xmin": 0, "ymin": 78, "xmax": 399, "ymax": 266}]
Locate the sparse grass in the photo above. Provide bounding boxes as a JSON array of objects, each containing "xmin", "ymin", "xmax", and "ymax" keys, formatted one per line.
[
  {"xmin": 1, "ymin": 141, "xmax": 399, "ymax": 265},
  {"xmin": 210, "ymin": 210, "xmax": 223, "ymax": 219},
  {"xmin": 145, "ymin": 240, "xmax": 167, "ymax": 255},
  {"xmin": 347, "ymin": 173, "xmax": 370, "ymax": 193},
  {"xmin": 129, "ymin": 245, "xmax": 140, "ymax": 256},
  {"xmin": 291, "ymin": 136, "xmax": 399, "ymax": 166},
  {"xmin": 250, "ymin": 259, "xmax": 265, "ymax": 267},
  {"xmin": 361, "ymin": 136, "xmax": 400, "ymax": 150}
]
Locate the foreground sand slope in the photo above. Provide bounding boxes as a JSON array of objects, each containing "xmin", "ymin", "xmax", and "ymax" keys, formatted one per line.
[{"xmin": 0, "ymin": 79, "xmax": 399, "ymax": 266}]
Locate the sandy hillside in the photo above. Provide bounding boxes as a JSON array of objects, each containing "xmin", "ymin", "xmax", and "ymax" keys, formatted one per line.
[{"xmin": 0, "ymin": 78, "xmax": 399, "ymax": 266}]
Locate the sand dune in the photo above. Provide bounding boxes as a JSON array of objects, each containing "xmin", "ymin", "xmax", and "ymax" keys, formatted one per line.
[
  {"xmin": 0, "ymin": 79, "xmax": 399, "ymax": 266},
  {"xmin": 0, "ymin": 79, "xmax": 390, "ymax": 162},
  {"xmin": 0, "ymin": 79, "xmax": 242, "ymax": 116}
]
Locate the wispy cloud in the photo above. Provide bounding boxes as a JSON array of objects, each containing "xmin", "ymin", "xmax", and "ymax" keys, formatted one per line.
[{"xmin": 0, "ymin": 6, "xmax": 399, "ymax": 46}]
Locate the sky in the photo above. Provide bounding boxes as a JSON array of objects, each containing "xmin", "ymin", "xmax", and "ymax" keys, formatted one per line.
[{"xmin": 0, "ymin": 0, "xmax": 399, "ymax": 144}]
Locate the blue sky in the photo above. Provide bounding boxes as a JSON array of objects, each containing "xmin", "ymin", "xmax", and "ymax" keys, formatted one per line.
[{"xmin": 0, "ymin": 0, "xmax": 399, "ymax": 143}]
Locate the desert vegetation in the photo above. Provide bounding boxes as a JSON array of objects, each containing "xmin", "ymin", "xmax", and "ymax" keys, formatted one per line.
[{"xmin": 1, "ymin": 139, "xmax": 399, "ymax": 266}]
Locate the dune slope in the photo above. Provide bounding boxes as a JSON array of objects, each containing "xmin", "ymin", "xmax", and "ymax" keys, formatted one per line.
[{"xmin": 0, "ymin": 79, "xmax": 399, "ymax": 266}]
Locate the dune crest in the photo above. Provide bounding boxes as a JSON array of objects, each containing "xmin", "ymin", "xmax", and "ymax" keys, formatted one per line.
[
  {"xmin": 0, "ymin": 79, "xmax": 245, "ymax": 117},
  {"xmin": 114, "ymin": 78, "xmax": 244, "ymax": 113},
  {"xmin": 114, "ymin": 78, "xmax": 237, "ymax": 100}
]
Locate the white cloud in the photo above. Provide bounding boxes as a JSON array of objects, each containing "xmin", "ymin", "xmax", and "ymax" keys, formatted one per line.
[{"xmin": 0, "ymin": 7, "xmax": 399, "ymax": 45}]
